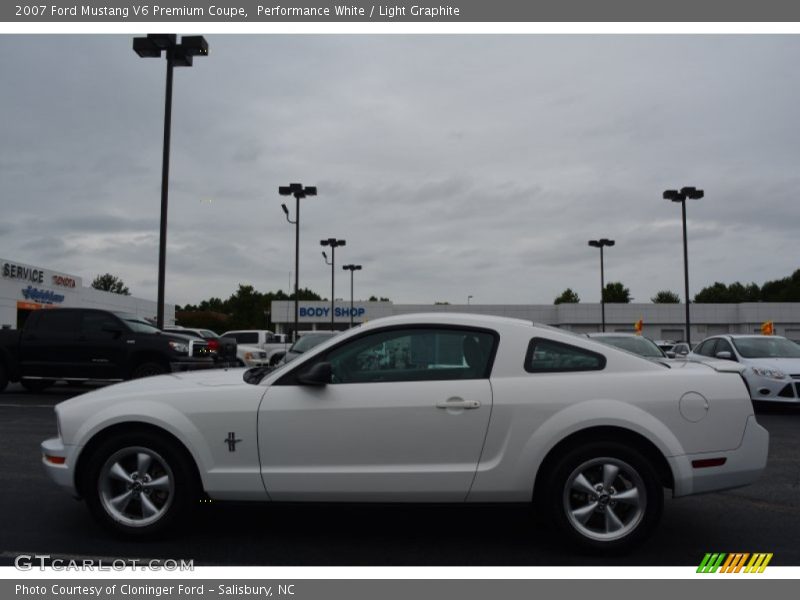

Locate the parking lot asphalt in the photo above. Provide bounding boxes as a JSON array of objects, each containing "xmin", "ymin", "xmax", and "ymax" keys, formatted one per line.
[{"xmin": 1, "ymin": 382, "xmax": 798, "ymax": 567}]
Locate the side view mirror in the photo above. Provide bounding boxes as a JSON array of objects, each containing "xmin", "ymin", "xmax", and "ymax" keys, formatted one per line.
[
  {"xmin": 297, "ymin": 362, "xmax": 332, "ymax": 386},
  {"xmin": 715, "ymin": 351, "xmax": 733, "ymax": 360}
]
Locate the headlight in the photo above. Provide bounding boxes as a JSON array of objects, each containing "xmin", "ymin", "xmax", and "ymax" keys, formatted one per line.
[
  {"xmin": 169, "ymin": 341, "xmax": 189, "ymax": 354},
  {"xmin": 750, "ymin": 366, "xmax": 787, "ymax": 380},
  {"xmin": 244, "ymin": 352, "xmax": 254, "ymax": 360}
]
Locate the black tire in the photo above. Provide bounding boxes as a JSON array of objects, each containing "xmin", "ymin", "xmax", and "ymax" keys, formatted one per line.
[
  {"xmin": 543, "ymin": 442, "xmax": 663, "ymax": 553},
  {"xmin": 0, "ymin": 362, "xmax": 8, "ymax": 393},
  {"xmin": 21, "ymin": 379, "xmax": 53, "ymax": 393},
  {"xmin": 269, "ymin": 353, "xmax": 284, "ymax": 366},
  {"xmin": 81, "ymin": 430, "xmax": 199, "ymax": 537},
  {"xmin": 130, "ymin": 361, "xmax": 168, "ymax": 379}
]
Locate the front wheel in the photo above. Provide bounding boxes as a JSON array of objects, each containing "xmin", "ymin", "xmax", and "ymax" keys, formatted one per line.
[
  {"xmin": 82, "ymin": 431, "xmax": 198, "ymax": 537},
  {"xmin": 545, "ymin": 442, "xmax": 663, "ymax": 552}
]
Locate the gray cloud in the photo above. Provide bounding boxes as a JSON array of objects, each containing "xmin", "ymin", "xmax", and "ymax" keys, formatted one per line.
[{"xmin": 1, "ymin": 35, "xmax": 798, "ymax": 307}]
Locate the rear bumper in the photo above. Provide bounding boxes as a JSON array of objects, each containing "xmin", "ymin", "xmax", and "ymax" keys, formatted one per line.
[{"xmin": 670, "ymin": 415, "xmax": 769, "ymax": 497}]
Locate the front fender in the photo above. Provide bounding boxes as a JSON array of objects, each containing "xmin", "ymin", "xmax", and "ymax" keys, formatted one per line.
[{"xmin": 69, "ymin": 400, "xmax": 214, "ymax": 490}]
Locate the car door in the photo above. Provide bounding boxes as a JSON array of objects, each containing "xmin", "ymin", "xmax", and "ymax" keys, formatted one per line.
[
  {"xmin": 19, "ymin": 309, "xmax": 81, "ymax": 378},
  {"xmin": 76, "ymin": 310, "xmax": 126, "ymax": 380},
  {"xmin": 258, "ymin": 326, "xmax": 497, "ymax": 501}
]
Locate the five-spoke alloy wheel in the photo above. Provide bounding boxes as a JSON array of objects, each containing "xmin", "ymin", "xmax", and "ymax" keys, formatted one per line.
[
  {"xmin": 83, "ymin": 431, "xmax": 197, "ymax": 537},
  {"xmin": 546, "ymin": 442, "xmax": 663, "ymax": 552}
]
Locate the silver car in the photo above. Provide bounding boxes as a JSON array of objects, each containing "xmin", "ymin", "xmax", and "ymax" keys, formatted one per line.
[
  {"xmin": 688, "ymin": 334, "xmax": 800, "ymax": 403},
  {"xmin": 586, "ymin": 333, "xmax": 672, "ymax": 366}
]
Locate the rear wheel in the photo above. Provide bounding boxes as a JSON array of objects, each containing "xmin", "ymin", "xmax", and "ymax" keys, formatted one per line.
[
  {"xmin": 82, "ymin": 431, "xmax": 198, "ymax": 537},
  {"xmin": 130, "ymin": 362, "xmax": 167, "ymax": 379},
  {"xmin": 544, "ymin": 442, "xmax": 663, "ymax": 552},
  {"xmin": 0, "ymin": 363, "xmax": 8, "ymax": 393},
  {"xmin": 21, "ymin": 379, "xmax": 53, "ymax": 393}
]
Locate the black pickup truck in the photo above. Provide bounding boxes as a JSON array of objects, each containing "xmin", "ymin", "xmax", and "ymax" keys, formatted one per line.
[{"xmin": 0, "ymin": 308, "xmax": 216, "ymax": 393}]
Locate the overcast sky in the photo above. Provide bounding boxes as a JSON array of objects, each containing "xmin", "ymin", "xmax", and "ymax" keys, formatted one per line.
[{"xmin": 1, "ymin": 35, "xmax": 798, "ymax": 306}]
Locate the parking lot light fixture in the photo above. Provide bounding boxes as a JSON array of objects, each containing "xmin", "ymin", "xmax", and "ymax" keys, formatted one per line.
[
  {"xmin": 279, "ymin": 183, "xmax": 317, "ymax": 342},
  {"xmin": 663, "ymin": 186, "xmax": 704, "ymax": 346},
  {"xmin": 588, "ymin": 238, "xmax": 615, "ymax": 332},
  {"xmin": 320, "ymin": 238, "xmax": 346, "ymax": 330},
  {"xmin": 133, "ymin": 33, "xmax": 208, "ymax": 329},
  {"xmin": 342, "ymin": 264, "xmax": 362, "ymax": 328}
]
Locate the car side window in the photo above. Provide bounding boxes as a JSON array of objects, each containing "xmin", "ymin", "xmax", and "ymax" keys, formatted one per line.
[
  {"xmin": 323, "ymin": 328, "xmax": 497, "ymax": 384},
  {"xmin": 227, "ymin": 332, "xmax": 258, "ymax": 344},
  {"xmin": 82, "ymin": 311, "xmax": 121, "ymax": 340},
  {"xmin": 696, "ymin": 339, "xmax": 718, "ymax": 357},
  {"xmin": 525, "ymin": 338, "xmax": 606, "ymax": 373},
  {"xmin": 715, "ymin": 339, "xmax": 736, "ymax": 360},
  {"xmin": 33, "ymin": 310, "xmax": 80, "ymax": 335}
]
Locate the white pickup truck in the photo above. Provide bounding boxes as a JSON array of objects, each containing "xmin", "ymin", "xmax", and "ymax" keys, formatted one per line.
[{"xmin": 221, "ymin": 330, "xmax": 290, "ymax": 365}]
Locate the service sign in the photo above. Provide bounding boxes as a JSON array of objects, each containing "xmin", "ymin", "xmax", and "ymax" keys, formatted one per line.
[{"xmin": 1, "ymin": 258, "xmax": 82, "ymax": 293}]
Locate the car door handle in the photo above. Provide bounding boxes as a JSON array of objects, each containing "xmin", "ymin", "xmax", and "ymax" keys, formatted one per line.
[{"xmin": 436, "ymin": 398, "xmax": 481, "ymax": 410}]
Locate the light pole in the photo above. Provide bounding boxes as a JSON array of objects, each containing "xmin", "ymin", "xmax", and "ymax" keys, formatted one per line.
[
  {"xmin": 588, "ymin": 238, "xmax": 615, "ymax": 332},
  {"xmin": 342, "ymin": 264, "xmax": 362, "ymax": 328},
  {"xmin": 279, "ymin": 183, "xmax": 317, "ymax": 342},
  {"xmin": 321, "ymin": 238, "xmax": 346, "ymax": 331},
  {"xmin": 663, "ymin": 186, "xmax": 704, "ymax": 346},
  {"xmin": 133, "ymin": 34, "xmax": 208, "ymax": 329}
]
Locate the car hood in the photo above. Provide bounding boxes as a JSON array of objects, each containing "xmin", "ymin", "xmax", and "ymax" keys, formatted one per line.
[
  {"xmin": 58, "ymin": 368, "xmax": 249, "ymax": 409},
  {"xmin": 743, "ymin": 358, "xmax": 800, "ymax": 373}
]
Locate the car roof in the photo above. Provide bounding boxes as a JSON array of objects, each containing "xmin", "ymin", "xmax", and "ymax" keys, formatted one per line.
[
  {"xmin": 705, "ymin": 334, "xmax": 787, "ymax": 340},
  {"xmin": 586, "ymin": 332, "xmax": 644, "ymax": 338},
  {"xmin": 358, "ymin": 312, "xmax": 533, "ymax": 330}
]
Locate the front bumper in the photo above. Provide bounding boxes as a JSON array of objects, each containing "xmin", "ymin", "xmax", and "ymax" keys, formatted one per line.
[
  {"xmin": 744, "ymin": 372, "xmax": 800, "ymax": 403},
  {"xmin": 670, "ymin": 415, "xmax": 769, "ymax": 497},
  {"xmin": 41, "ymin": 437, "xmax": 78, "ymax": 496}
]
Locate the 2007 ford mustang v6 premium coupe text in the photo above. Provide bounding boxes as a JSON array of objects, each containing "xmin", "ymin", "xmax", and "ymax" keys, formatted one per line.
[{"xmin": 41, "ymin": 314, "xmax": 768, "ymax": 551}]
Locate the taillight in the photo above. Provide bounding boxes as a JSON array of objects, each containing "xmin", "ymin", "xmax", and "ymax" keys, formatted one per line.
[{"xmin": 207, "ymin": 339, "xmax": 220, "ymax": 352}]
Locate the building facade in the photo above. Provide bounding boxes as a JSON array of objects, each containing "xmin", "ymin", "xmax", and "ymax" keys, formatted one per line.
[
  {"xmin": 0, "ymin": 257, "xmax": 174, "ymax": 329},
  {"xmin": 270, "ymin": 300, "xmax": 800, "ymax": 342}
]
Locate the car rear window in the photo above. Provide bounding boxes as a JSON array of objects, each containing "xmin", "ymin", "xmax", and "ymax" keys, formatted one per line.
[
  {"xmin": 225, "ymin": 332, "xmax": 259, "ymax": 344},
  {"xmin": 525, "ymin": 337, "xmax": 606, "ymax": 373}
]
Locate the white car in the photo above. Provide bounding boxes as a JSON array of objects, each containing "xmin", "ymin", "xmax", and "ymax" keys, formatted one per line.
[
  {"xmin": 41, "ymin": 314, "xmax": 768, "ymax": 551},
  {"xmin": 689, "ymin": 334, "xmax": 800, "ymax": 403},
  {"xmin": 221, "ymin": 330, "xmax": 289, "ymax": 365}
]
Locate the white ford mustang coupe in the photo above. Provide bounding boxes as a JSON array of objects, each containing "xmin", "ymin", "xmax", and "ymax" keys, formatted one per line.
[{"xmin": 42, "ymin": 314, "xmax": 768, "ymax": 551}]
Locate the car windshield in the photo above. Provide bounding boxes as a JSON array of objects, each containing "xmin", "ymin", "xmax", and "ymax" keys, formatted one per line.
[
  {"xmin": 114, "ymin": 313, "xmax": 161, "ymax": 334},
  {"xmin": 290, "ymin": 334, "xmax": 333, "ymax": 354},
  {"xmin": 199, "ymin": 330, "xmax": 218, "ymax": 339},
  {"xmin": 594, "ymin": 336, "xmax": 665, "ymax": 358},
  {"xmin": 731, "ymin": 337, "xmax": 800, "ymax": 359}
]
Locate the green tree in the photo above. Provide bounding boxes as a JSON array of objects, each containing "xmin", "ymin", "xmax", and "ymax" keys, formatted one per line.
[
  {"xmin": 602, "ymin": 282, "xmax": 631, "ymax": 303},
  {"xmin": 760, "ymin": 270, "xmax": 800, "ymax": 301},
  {"xmin": 694, "ymin": 281, "xmax": 761, "ymax": 303},
  {"xmin": 554, "ymin": 288, "xmax": 580, "ymax": 304},
  {"xmin": 91, "ymin": 273, "xmax": 130, "ymax": 295},
  {"xmin": 651, "ymin": 290, "xmax": 680, "ymax": 304},
  {"xmin": 368, "ymin": 295, "xmax": 391, "ymax": 302}
]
